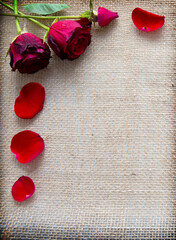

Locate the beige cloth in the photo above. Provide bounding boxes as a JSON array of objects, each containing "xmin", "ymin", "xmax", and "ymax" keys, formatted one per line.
[{"xmin": 0, "ymin": 0, "xmax": 175, "ymax": 239}]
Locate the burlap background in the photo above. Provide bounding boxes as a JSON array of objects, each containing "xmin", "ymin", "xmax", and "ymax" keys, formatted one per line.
[{"xmin": 0, "ymin": 0, "xmax": 175, "ymax": 239}]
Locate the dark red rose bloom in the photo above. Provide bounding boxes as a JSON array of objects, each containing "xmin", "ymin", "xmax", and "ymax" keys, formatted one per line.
[
  {"xmin": 9, "ymin": 33, "xmax": 51, "ymax": 74},
  {"xmin": 10, "ymin": 130, "xmax": 44, "ymax": 164},
  {"xmin": 97, "ymin": 7, "xmax": 119, "ymax": 27},
  {"xmin": 77, "ymin": 18, "xmax": 92, "ymax": 29},
  {"xmin": 132, "ymin": 8, "xmax": 165, "ymax": 32},
  {"xmin": 11, "ymin": 176, "xmax": 35, "ymax": 202},
  {"xmin": 47, "ymin": 19, "xmax": 91, "ymax": 60},
  {"xmin": 14, "ymin": 82, "xmax": 45, "ymax": 119}
]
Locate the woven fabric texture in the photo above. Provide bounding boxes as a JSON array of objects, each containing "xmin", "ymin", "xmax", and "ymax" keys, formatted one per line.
[{"xmin": 0, "ymin": 0, "xmax": 176, "ymax": 239}]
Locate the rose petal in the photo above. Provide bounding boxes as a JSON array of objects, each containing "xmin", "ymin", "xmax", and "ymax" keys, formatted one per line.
[
  {"xmin": 10, "ymin": 130, "xmax": 44, "ymax": 164},
  {"xmin": 11, "ymin": 176, "xmax": 35, "ymax": 202},
  {"xmin": 65, "ymin": 28, "xmax": 91, "ymax": 60},
  {"xmin": 14, "ymin": 82, "xmax": 45, "ymax": 119},
  {"xmin": 132, "ymin": 8, "xmax": 165, "ymax": 32}
]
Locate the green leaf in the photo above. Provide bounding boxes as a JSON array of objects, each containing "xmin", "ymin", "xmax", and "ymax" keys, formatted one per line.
[
  {"xmin": 24, "ymin": 3, "xmax": 70, "ymax": 15},
  {"xmin": 80, "ymin": 10, "xmax": 91, "ymax": 18}
]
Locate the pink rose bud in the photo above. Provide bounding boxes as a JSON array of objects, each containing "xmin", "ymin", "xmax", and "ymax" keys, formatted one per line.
[
  {"xmin": 97, "ymin": 7, "xmax": 119, "ymax": 27},
  {"xmin": 9, "ymin": 33, "xmax": 51, "ymax": 74},
  {"xmin": 47, "ymin": 19, "xmax": 91, "ymax": 60}
]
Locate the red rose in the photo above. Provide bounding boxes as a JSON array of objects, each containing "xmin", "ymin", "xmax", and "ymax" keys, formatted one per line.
[
  {"xmin": 9, "ymin": 33, "xmax": 51, "ymax": 74},
  {"xmin": 48, "ymin": 19, "xmax": 91, "ymax": 60},
  {"xmin": 97, "ymin": 7, "xmax": 119, "ymax": 27}
]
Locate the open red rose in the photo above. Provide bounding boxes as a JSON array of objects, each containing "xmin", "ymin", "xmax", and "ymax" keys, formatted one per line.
[
  {"xmin": 97, "ymin": 7, "xmax": 119, "ymax": 27},
  {"xmin": 10, "ymin": 130, "xmax": 44, "ymax": 164},
  {"xmin": 132, "ymin": 8, "xmax": 165, "ymax": 32},
  {"xmin": 9, "ymin": 33, "xmax": 51, "ymax": 73},
  {"xmin": 47, "ymin": 19, "xmax": 91, "ymax": 60},
  {"xmin": 11, "ymin": 176, "xmax": 35, "ymax": 202},
  {"xmin": 14, "ymin": 82, "xmax": 45, "ymax": 119}
]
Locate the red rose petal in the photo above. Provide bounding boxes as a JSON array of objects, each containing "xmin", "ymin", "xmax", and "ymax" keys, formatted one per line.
[
  {"xmin": 14, "ymin": 82, "xmax": 45, "ymax": 119},
  {"xmin": 11, "ymin": 176, "xmax": 35, "ymax": 202},
  {"xmin": 132, "ymin": 8, "xmax": 165, "ymax": 32},
  {"xmin": 10, "ymin": 130, "xmax": 44, "ymax": 164}
]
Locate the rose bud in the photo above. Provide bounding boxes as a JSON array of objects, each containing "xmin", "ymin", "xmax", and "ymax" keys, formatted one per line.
[
  {"xmin": 9, "ymin": 33, "xmax": 51, "ymax": 74},
  {"xmin": 47, "ymin": 19, "xmax": 91, "ymax": 60},
  {"xmin": 97, "ymin": 7, "xmax": 119, "ymax": 27}
]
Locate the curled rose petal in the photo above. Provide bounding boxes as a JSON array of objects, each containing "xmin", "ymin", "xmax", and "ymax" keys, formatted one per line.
[
  {"xmin": 132, "ymin": 8, "xmax": 165, "ymax": 32},
  {"xmin": 14, "ymin": 82, "xmax": 45, "ymax": 119},
  {"xmin": 97, "ymin": 7, "xmax": 119, "ymax": 27},
  {"xmin": 11, "ymin": 176, "xmax": 35, "ymax": 202},
  {"xmin": 10, "ymin": 130, "xmax": 44, "ymax": 164}
]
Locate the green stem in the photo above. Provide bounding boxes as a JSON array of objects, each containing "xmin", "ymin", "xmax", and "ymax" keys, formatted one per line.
[
  {"xmin": 0, "ymin": 12, "xmax": 81, "ymax": 20},
  {"xmin": 89, "ymin": 0, "xmax": 93, "ymax": 15},
  {"xmin": 14, "ymin": 0, "xmax": 21, "ymax": 34},
  {"xmin": 0, "ymin": 1, "xmax": 49, "ymax": 30}
]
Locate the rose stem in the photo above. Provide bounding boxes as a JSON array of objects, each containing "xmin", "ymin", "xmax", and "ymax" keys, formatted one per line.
[
  {"xmin": 0, "ymin": 1, "xmax": 49, "ymax": 30},
  {"xmin": 43, "ymin": 18, "xmax": 58, "ymax": 42},
  {"xmin": 0, "ymin": 12, "xmax": 81, "ymax": 20},
  {"xmin": 14, "ymin": 0, "xmax": 21, "ymax": 34},
  {"xmin": 89, "ymin": 0, "xmax": 94, "ymax": 15}
]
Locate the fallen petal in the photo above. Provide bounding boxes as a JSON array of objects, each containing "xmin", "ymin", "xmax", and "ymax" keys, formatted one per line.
[
  {"xmin": 11, "ymin": 176, "xmax": 35, "ymax": 202},
  {"xmin": 132, "ymin": 8, "xmax": 165, "ymax": 32},
  {"xmin": 14, "ymin": 82, "xmax": 45, "ymax": 119},
  {"xmin": 10, "ymin": 130, "xmax": 44, "ymax": 163}
]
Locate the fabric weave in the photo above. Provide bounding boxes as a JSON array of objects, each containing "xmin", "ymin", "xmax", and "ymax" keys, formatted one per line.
[{"xmin": 0, "ymin": 0, "xmax": 175, "ymax": 239}]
